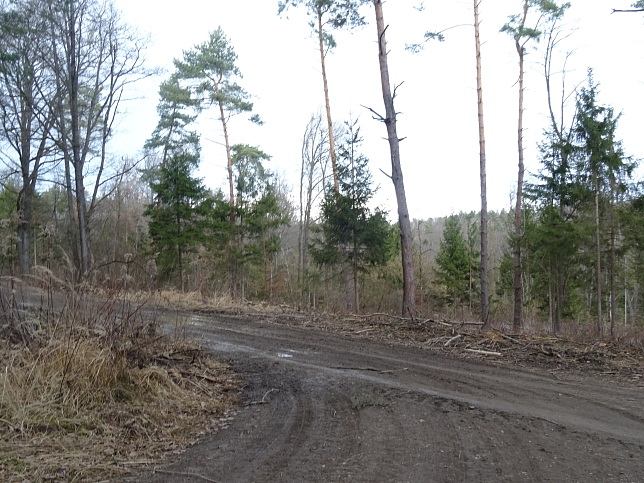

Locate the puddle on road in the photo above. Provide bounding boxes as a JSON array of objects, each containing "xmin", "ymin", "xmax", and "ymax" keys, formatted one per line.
[{"xmin": 277, "ymin": 352, "xmax": 294, "ymax": 358}]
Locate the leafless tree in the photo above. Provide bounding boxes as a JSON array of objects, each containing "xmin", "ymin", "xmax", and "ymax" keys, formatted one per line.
[
  {"xmin": 298, "ymin": 113, "xmax": 330, "ymax": 306},
  {"xmin": 46, "ymin": 0, "xmax": 149, "ymax": 280},
  {"xmin": 369, "ymin": 0, "xmax": 416, "ymax": 317},
  {"xmin": 0, "ymin": 0, "xmax": 58, "ymax": 275}
]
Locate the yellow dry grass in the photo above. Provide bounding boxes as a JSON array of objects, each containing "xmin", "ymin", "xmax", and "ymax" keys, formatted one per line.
[{"xmin": 0, "ymin": 287, "xmax": 242, "ymax": 482}]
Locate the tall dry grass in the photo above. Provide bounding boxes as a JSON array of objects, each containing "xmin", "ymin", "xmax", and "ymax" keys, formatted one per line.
[{"xmin": 0, "ymin": 278, "xmax": 241, "ymax": 482}]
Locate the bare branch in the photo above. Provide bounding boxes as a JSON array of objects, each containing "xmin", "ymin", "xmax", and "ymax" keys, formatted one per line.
[
  {"xmin": 379, "ymin": 168, "xmax": 392, "ymax": 180},
  {"xmin": 360, "ymin": 104, "xmax": 385, "ymax": 122}
]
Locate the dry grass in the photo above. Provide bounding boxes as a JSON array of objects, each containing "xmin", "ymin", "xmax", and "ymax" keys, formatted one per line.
[
  {"xmin": 0, "ymin": 282, "xmax": 242, "ymax": 482},
  {"xmin": 114, "ymin": 288, "xmax": 295, "ymax": 316}
]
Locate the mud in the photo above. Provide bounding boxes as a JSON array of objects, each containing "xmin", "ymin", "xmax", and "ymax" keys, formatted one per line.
[{"xmin": 130, "ymin": 313, "xmax": 644, "ymax": 482}]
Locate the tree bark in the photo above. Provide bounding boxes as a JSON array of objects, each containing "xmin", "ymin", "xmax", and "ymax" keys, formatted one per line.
[
  {"xmin": 373, "ymin": 0, "xmax": 416, "ymax": 317},
  {"xmin": 594, "ymin": 174, "xmax": 602, "ymax": 337},
  {"xmin": 317, "ymin": 7, "xmax": 339, "ymax": 193},
  {"xmin": 474, "ymin": 0, "xmax": 490, "ymax": 329},
  {"xmin": 512, "ymin": 1, "xmax": 529, "ymax": 332}
]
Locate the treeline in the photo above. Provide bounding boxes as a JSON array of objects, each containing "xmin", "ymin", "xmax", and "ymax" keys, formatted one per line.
[{"xmin": 1, "ymin": 0, "xmax": 643, "ymax": 337}]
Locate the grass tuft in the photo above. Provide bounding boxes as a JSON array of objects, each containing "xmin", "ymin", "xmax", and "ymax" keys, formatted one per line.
[
  {"xmin": 0, "ymin": 282, "xmax": 241, "ymax": 482},
  {"xmin": 351, "ymin": 392, "xmax": 389, "ymax": 410}
]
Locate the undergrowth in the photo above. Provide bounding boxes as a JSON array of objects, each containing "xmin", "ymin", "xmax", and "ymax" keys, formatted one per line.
[{"xmin": 0, "ymin": 277, "xmax": 241, "ymax": 482}]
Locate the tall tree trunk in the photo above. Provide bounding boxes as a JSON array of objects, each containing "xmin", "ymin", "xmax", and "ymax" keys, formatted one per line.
[
  {"xmin": 609, "ymin": 173, "xmax": 618, "ymax": 338},
  {"xmin": 474, "ymin": 0, "xmax": 490, "ymax": 329},
  {"xmin": 373, "ymin": 0, "xmax": 416, "ymax": 317},
  {"xmin": 316, "ymin": 8, "xmax": 356, "ymax": 311},
  {"xmin": 317, "ymin": 8, "xmax": 339, "ymax": 193},
  {"xmin": 218, "ymin": 96, "xmax": 238, "ymax": 297},
  {"xmin": 219, "ymin": 97, "xmax": 234, "ymax": 215},
  {"xmin": 594, "ymin": 174, "xmax": 602, "ymax": 337},
  {"xmin": 67, "ymin": 2, "xmax": 91, "ymax": 280},
  {"xmin": 512, "ymin": 2, "xmax": 529, "ymax": 332}
]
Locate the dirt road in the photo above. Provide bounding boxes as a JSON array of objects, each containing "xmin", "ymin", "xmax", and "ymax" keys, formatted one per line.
[{"xmin": 133, "ymin": 313, "xmax": 644, "ymax": 482}]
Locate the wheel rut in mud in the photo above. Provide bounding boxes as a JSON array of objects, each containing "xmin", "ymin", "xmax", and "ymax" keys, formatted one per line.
[{"xmin": 133, "ymin": 313, "xmax": 644, "ymax": 482}]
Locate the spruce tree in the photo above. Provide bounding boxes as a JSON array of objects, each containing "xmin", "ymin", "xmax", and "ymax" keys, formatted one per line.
[
  {"xmin": 310, "ymin": 119, "xmax": 394, "ymax": 312},
  {"xmin": 573, "ymin": 71, "xmax": 633, "ymax": 337},
  {"xmin": 435, "ymin": 215, "xmax": 474, "ymax": 308}
]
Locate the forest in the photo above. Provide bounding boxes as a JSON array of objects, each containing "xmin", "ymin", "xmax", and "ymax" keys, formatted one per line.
[{"xmin": 0, "ymin": 0, "xmax": 643, "ymax": 338}]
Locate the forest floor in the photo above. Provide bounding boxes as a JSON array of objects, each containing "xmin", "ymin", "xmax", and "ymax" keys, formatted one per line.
[
  {"xmin": 127, "ymin": 306, "xmax": 644, "ymax": 483},
  {"xmin": 2, "ymin": 286, "xmax": 644, "ymax": 482}
]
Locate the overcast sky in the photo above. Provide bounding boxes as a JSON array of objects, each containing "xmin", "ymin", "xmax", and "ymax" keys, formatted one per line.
[{"xmin": 113, "ymin": 0, "xmax": 644, "ymax": 220}]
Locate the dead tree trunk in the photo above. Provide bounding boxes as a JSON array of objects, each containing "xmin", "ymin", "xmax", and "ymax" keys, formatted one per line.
[{"xmin": 372, "ymin": 0, "xmax": 416, "ymax": 317}]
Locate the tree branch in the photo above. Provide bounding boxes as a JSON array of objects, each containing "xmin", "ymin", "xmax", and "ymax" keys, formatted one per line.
[{"xmin": 360, "ymin": 104, "xmax": 385, "ymax": 122}]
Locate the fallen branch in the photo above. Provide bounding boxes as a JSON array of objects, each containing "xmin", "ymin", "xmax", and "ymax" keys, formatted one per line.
[
  {"xmin": 355, "ymin": 328, "xmax": 376, "ymax": 334},
  {"xmin": 249, "ymin": 388, "xmax": 277, "ymax": 406},
  {"xmin": 495, "ymin": 331, "xmax": 524, "ymax": 345},
  {"xmin": 465, "ymin": 348, "xmax": 502, "ymax": 357},
  {"xmin": 357, "ymin": 312, "xmax": 411, "ymax": 321},
  {"xmin": 444, "ymin": 334, "xmax": 462, "ymax": 347}
]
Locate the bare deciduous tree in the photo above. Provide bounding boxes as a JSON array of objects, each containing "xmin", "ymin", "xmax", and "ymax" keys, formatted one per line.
[
  {"xmin": 0, "ymin": 0, "xmax": 57, "ymax": 275},
  {"xmin": 47, "ymin": 0, "xmax": 149, "ymax": 280},
  {"xmin": 298, "ymin": 112, "xmax": 330, "ymax": 306}
]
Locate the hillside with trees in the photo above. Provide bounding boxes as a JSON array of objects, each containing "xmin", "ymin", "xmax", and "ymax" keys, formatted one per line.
[
  {"xmin": 2, "ymin": 1, "xmax": 644, "ymax": 480},
  {"xmin": 0, "ymin": 0, "xmax": 642, "ymax": 338}
]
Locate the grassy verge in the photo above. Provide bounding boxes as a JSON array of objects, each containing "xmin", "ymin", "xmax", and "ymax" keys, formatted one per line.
[{"xmin": 0, "ymin": 280, "xmax": 241, "ymax": 482}]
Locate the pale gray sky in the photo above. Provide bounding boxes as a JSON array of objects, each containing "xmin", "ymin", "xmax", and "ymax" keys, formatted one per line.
[{"xmin": 114, "ymin": 0, "xmax": 644, "ymax": 219}]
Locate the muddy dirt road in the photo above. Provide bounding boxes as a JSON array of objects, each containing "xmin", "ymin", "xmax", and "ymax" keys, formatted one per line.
[{"xmin": 133, "ymin": 313, "xmax": 644, "ymax": 482}]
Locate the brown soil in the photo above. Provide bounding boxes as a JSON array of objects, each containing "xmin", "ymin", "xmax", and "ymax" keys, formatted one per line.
[{"xmin": 126, "ymin": 311, "xmax": 644, "ymax": 483}]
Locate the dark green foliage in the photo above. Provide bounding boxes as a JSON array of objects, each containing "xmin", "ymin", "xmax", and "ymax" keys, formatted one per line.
[
  {"xmin": 434, "ymin": 215, "xmax": 475, "ymax": 307},
  {"xmin": 310, "ymin": 120, "xmax": 394, "ymax": 273},
  {"xmin": 144, "ymin": 74, "xmax": 208, "ymax": 290},
  {"xmin": 174, "ymin": 27, "xmax": 253, "ymax": 116},
  {"xmin": 202, "ymin": 144, "xmax": 287, "ymax": 298},
  {"xmin": 573, "ymin": 71, "xmax": 631, "ymax": 190},
  {"xmin": 522, "ymin": 70, "xmax": 639, "ymax": 331},
  {"xmin": 144, "ymin": 76, "xmax": 199, "ymax": 162},
  {"xmin": 144, "ymin": 152, "xmax": 208, "ymax": 288},
  {"xmin": 232, "ymin": 144, "xmax": 286, "ymax": 271},
  {"xmin": 278, "ymin": 0, "xmax": 370, "ymax": 40}
]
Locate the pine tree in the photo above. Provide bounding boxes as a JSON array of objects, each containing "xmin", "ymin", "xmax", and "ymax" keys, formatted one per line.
[
  {"xmin": 174, "ymin": 28, "xmax": 257, "ymax": 215},
  {"xmin": 278, "ymin": 0, "xmax": 370, "ymax": 192},
  {"xmin": 144, "ymin": 76, "xmax": 208, "ymax": 291},
  {"xmin": 229, "ymin": 144, "xmax": 287, "ymax": 299},
  {"xmin": 501, "ymin": 0, "xmax": 570, "ymax": 331}
]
